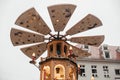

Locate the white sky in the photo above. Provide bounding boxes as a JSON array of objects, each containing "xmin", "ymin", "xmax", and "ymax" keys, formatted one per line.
[{"xmin": 0, "ymin": 0, "xmax": 120, "ymax": 80}]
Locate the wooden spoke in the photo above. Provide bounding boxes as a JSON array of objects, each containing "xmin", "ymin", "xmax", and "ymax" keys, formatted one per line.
[
  {"xmin": 66, "ymin": 14, "xmax": 102, "ymax": 35},
  {"xmin": 10, "ymin": 28, "xmax": 44, "ymax": 46},
  {"xmin": 15, "ymin": 8, "xmax": 51, "ymax": 35},
  {"xmin": 48, "ymin": 4, "xmax": 76, "ymax": 32},
  {"xmin": 21, "ymin": 43, "xmax": 47, "ymax": 60},
  {"xmin": 70, "ymin": 35, "xmax": 104, "ymax": 47}
]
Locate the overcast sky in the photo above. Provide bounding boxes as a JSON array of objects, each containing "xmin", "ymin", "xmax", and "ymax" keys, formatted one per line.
[{"xmin": 0, "ymin": 0, "xmax": 120, "ymax": 80}]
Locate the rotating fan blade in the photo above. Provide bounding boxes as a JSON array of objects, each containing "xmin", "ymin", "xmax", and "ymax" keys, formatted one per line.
[
  {"xmin": 48, "ymin": 4, "xmax": 76, "ymax": 32},
  {"xmin": 10, "ymin": 28, "xmax": 44, "ymax": 46},
  {"xmin": 66, "ymin": 14, "xmax": 102, "ymax": 35},
  {"xmin": 69, "ymin": 45, "xmax": 91, "ymax": 57},
  {"xmin": 21, "ymin": 42, "xmax": 47, "ymax": 60},
  {"xmin": 15, "ymin": 8, "xmax": 51, "ymax": 35},
  {"xmin": 70, "ymin": 35, "xmax": 104, "ymax": 47}
]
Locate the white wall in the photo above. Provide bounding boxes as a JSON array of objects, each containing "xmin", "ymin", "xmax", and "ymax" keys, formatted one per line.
[{"xmin": 77, "ymin": 60, "xmax": 120, "ymax": 80}]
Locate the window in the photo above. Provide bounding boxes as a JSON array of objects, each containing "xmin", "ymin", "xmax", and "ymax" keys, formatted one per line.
[
  {"xmin": 64, "ymin": 45, "xmax": 67, "ymax": 54},
  {"xmin": 103, "ymin": 46, "xmax": 108, "ymax": 50},
  {"xmin": 91, "ymin": 65, "xmax": 98, "ymax": 77},
  {"xmin": 79, "ymin": 65, "xmax": 86, "ymax": 77},
  {"xmin": 82, "ymin": 45, "xmax": 89, "ymax": 50},
  {"xmin": 103, "ymin": 45, "xmax": 108, "ymax": 50},
  {"xmin": 42, "ymin": 66, "xmax": 50, "ymax": 80},
  {"xmin": 103, "ymin": 66, "xmax": 110, "ymax": 78},
  {"xmin": 54, "ymin": 64, "xmax": 65, "ymax": 79},
  {"xmin": 82, "ymin": 45, "xmax": 89, "ymax": 52},
  {"xmin": 57, "ymin": 43, "xmax": 61, "ymax": 55},
  {"xmin": 84, "ymin": 45, "xmax": 89, "ymax": 49},
  {"xmin": 116, "ymin": 47, "xmax": 120, "ymax": 53},
  {"xmin": 115, "ymin": 77, "xmax": 120, "ymax": 80},
  {"xmin": 69, "ymin": 67, "xmax": 75, "ymax": 80},
  {"xmin": 50, "ymin": 44, "xmax": 53, "ymax": 52},
  {"xmin": 115, "ymin": 69, "xmax": 120, "ymax": 75},
  {"xmin": 104, "ymin": 51, "xmax": 110, "ymax": 59}
]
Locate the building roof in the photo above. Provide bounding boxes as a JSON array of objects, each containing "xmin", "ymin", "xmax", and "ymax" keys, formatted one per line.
[{"xmin": 76, "ymin": 44, "xmax": 120, "ymax": 61}]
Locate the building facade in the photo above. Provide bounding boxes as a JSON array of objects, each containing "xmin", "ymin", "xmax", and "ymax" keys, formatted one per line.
[{"xmin": 76, "ymin": 44, "xmax": 120, "ymax": 80}]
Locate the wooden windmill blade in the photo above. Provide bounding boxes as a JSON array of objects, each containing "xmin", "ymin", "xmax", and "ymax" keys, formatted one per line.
[
  {"xmin": 10, "ymin": 4, "xmax": 104, "ymax": 60},
  {"xmin": 69, "ymin": 35, "xmax": 104, "ymax": 47},
  {"xmin": 15, "ymin": 8, "xmax": 51, "ymax": 35},
  {"xmin": 66, "ymin": 14, "xmax": 102, "ymax": 35},
  {"xmin": 21, "ymin": 43, "xmax": 47, "ymax": 60},
  {"xmin": 10, "ymin": 28, "xmax": 44, "ymax": 46},
  {"xmin": 69, "ymin": 45, "xmax": 91, "ymax": 57},
  {"xmin": 48, "ymin": 4, "xmax": 76, "ymax": 32}
]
